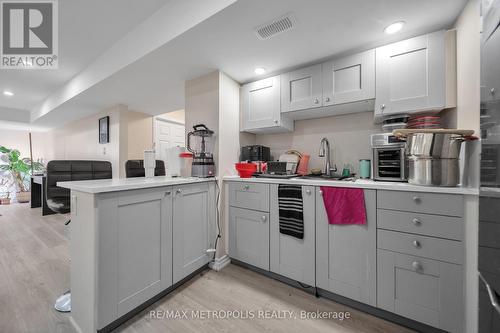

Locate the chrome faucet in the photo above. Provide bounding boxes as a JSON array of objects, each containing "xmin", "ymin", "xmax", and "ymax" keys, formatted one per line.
[{"xmin": 319, "ymin": 138, "xmax": 336, "ymax": 176}]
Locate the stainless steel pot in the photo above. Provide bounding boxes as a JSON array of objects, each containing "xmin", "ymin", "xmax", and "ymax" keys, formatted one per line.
[
  {"xmin": 406, "ymin": 133, "xmax": 464, "ymax": 159},
  {"xmin": 408, "ymin": 157, "xmax": 459, "ymax": 186}
]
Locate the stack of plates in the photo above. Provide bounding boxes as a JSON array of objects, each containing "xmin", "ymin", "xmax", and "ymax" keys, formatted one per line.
[
  {"xmin": 406, "ymin": 112, "xmax": 441, "ymax": 129},
  {"xmin": 381, "ymin": 114, "xmax": 409, "ymax": 132}
]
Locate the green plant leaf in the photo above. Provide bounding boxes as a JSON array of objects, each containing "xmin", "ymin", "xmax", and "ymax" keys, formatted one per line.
[{"xmin": 0, "ymin": 146, "xmax": 10, "ymax": 153}]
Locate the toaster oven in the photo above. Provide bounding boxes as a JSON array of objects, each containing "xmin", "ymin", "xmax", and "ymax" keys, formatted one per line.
[{"xmin": 371, "ymin": 133, "xmax": 408, "ymax": 182}]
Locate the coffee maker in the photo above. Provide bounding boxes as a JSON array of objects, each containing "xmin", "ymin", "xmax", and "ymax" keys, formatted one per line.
[{"xmin": 187, "ymin": 124, "xmax": 215, "ymax": 177}]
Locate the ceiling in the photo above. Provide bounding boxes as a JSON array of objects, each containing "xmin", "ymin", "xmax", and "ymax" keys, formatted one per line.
[
  {"xmin": 0, "ymin": 0, "xmax": 170, "ymax": 112},
  {"xmin": 1, "ymin": 0, "xmax": 468, "ymax": 129}
]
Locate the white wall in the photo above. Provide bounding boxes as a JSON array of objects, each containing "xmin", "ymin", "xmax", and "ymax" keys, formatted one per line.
[
  {"xmin": 43, "ymin": 105, "xmax": 155, "ymax": 178},
  {"xmin": 255, "ymin": 112, "xmax": 380, "ymax": 174},
  {"xmin": 0, "ymin": 130, "xmax": 49, "ymax": 164}
]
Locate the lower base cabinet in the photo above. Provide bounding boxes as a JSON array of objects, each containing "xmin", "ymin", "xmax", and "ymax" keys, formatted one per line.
[
  {"xmin": 270, "ymin": 185, "xmax": 315, "ymax": 286},
  {"xmin": 229, "ymin": 207, "xmax": 270, "ymax": 270},
  {"xmin": 315, "ymin": 188, "xmax": 377, "ymax": 306},
  {"xmin": 377, "ymin": 249, "xmax": 463, "ymax": 333},
  {"xmin": 172, "ymin": 182, "xmax": 212, "ymax": 284}
]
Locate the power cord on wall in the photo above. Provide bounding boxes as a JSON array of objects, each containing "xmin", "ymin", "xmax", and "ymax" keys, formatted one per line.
[{"xmin": 212, "ymin": 180, "xmax": 222, "ymax": 261}]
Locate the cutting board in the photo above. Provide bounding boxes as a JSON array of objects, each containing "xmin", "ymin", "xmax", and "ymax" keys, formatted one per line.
[{"xmin": 393, "ymin": 128, "xmax": 475, "ymax": 137}]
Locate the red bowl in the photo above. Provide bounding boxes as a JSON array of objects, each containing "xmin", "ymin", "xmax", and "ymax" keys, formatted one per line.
[{"xmin": 235, "ymin": 163, "xmax": 257, "ymax": 178}]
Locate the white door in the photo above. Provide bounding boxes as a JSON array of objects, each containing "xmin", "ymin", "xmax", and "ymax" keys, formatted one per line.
[
  {"xmin": 154, "ymin": 118, "xmax": 185, "ymax": 174},
  {"xmin": 241, "ymin": 75, "xmax": 281, "ymax": 130}
]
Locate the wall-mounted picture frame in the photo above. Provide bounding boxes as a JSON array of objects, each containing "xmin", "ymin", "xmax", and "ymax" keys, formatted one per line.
[{"xmin": 99, "ymin": 116, "xmax": 109, "ymax": 144}]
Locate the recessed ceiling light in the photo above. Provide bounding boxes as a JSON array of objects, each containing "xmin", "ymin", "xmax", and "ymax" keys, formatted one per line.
[
  {"xmin": 3, "ymin": 90, "xmax": 14, "ymax": 96},
  {"xmin": 254, "ymin": 67, "xmax": 266, "ymax": 75},
  {"xmin": 384, "ymin": 21, "xmax": 405, "ymax": 34}
]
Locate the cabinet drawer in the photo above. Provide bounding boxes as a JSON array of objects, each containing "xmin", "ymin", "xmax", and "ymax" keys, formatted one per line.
[
  {"xmin": 377, "ymin": 190, "xmax": 463, "ymax": 217},
  {"xmin": 229, "ymin": 182, "xmax": 270, "ymax": 212},
  {"xmin": 377, "ymin": 209, "xmax": 463, "ymax": 241},
  {"xmin": 377, "ymin": 229, "xmax": 463, "ymax": 264}
]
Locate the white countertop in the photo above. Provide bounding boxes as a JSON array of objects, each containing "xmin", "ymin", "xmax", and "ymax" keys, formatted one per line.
[
  {"xmin": 58, "ymin": 177, "xmax": 215, "ymax": 194},
  {"xmin": 223, "ymin": 176, "xmax": 479, "ymax": 195}
]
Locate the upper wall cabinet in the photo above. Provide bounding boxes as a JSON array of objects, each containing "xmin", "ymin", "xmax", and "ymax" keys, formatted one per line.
[
  {"xmin": 375, "ymin": 30, "xmax": 456, "ymax": 116},
  {"xmin": 281, "ymin": 64, "xmax": 323, "ymax": 112},
  {"xmin": 240, "ymin": 75, "xmax": 293, "ymax": 134},
  {"xmin": 322, "ymin": 49, "xmax": 375, "ymax": 106}
]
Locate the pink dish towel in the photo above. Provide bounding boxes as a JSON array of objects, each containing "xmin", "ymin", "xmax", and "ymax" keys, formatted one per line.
[{"xmin": 320, "ymin": 187, "xmax": 367, "ymax": 225}]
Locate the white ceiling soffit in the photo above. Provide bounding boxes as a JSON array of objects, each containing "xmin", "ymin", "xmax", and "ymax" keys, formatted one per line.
[{"xmin": 30, "ymin": 0, "xmax": 236, "ymax": 123}]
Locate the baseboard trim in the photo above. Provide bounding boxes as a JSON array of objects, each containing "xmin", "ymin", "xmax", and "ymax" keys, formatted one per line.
[{"xmin": 209, "ymin": 254, "xmax": 231, "ymax": 271}]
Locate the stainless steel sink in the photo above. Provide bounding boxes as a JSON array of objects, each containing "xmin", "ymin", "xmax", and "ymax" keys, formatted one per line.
[{"xmin": 297, "ymin": 175, "xmax": 355, "ymax": 181}]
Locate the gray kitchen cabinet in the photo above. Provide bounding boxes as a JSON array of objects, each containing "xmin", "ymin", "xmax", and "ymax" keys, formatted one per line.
[
  {"xmin": 322, "ymin": 50, "xmax": 375, "ymax": 106},
  {"xmin": 377, "ymin": 249, "xmax": 463, "ymax": 333},
  {"xmin": 240, "ymin": 75, "xmax": 293, "ymax": 133},
  {"xmin": 172, "ymin": 182, "xmax": 212, "ymax": 283},
  {"xmin": 228, "ymin": 182, "xmax": 270, "ymax": 212},
  {"xmin": 229, "ymin": 207, "xmax": 270, "ymax": 270},
  {"xmin": 375, "ymin": 30, "xmax": 456, "ymax": 116},
  {"xmin": 281, "ymin": 64, "xmax": 323, "ymax": 112},
  {"xmin": 94, "ymin": 187, "xmax": 173, "ymax": 327},
  {"xmin": 316, "ymin": 188, "xmax": 377, "ymax": 306},
  {"xmin": 270, "ymin": 185, "xmax": 315, "ymax": 286}
]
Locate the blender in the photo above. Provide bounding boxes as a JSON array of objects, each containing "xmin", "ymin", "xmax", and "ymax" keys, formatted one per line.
[{"xmin": 186, "ymin": 124, "xmax": 216, "ymax": 177}]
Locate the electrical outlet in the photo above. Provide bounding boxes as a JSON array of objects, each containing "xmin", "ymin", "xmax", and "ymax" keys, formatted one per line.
[{"xmin": 102, "ymin": 147, "xmax": 106, "ymax": 155}]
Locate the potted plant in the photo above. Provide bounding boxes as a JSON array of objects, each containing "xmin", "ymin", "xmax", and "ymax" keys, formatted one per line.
[{"xmin": 0, "ymin": 146, "xmax": 44, "ymax": 203}]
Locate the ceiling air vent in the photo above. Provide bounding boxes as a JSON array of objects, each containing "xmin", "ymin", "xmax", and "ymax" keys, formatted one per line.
[{"xmin": 254, "ymin": 13, "xmax": 297, "ymax": 40}]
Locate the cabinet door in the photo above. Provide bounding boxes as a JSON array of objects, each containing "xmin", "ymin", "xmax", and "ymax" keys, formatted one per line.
[
  {"xmin": 241, "ymin": 76, "xmax": 281, "ymax": 130},
  {"xmin": 322, "ymin": 50, "xmax": 375, "ymax": 106},
  {"xmin": 375, "ymin": 30, "xmax": 446, "ymax": 115},
  {"xmin": 229, "ymin": 207, "xmax": 270, "ymax": 270},
  {"xmin": 270, "ymin": 185, "xmax": 315, "ymax": 286},
  {"xmin": 172, "ymin": 183, "xmax": 210, "ymax": 283},
  {"xmin": 315, "ymin": 188, "xmax": 376, "ymax": 305},
  {"xmin": 377, "ymin": 249, "xmax": 463, "ymax": 333},
  {"xmin": 97, "ymin": 188, "xmax": 173, "ymax": 320},
  {"xmin": 281, "ymin": 64, "xmax": 323, "ymax": 112}
]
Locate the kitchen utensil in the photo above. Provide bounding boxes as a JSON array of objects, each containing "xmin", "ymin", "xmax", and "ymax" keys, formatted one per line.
[
  {"xmin": 235, "ymin": 163, "xmax": 257, "ymax": 178},
  {"xmin": 359, "ymin": 159, "xmax": 371, "ymax": 179},
  {"xmin": 297, "ymin": 154, "xmax": 310, "ymax": 175},
  {"xmin": 186, "ymin": 124, "xmax": 216, "ymax": 177}
]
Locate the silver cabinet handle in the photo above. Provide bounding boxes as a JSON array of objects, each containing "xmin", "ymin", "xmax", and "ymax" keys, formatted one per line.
[
  {"xmin": 412, "ymin": 261, "xmax": 422, "ymax": 271},
  {"xmin": 412, "ymin": 196, "xmax": 421, "ymax": 203},
  {"xmin": 176, "ymin": 189, "xmax": 182, "ymax": 195},
  {"xmin": 319, "ymin": 190, "xmax": 323, "ymax": 196},
  {"xmin": 491, "ymin": 88, "xmax": 496, "ymax": 95},
  {"xmin": 325, "ymin": 97, "xmax": 330, "ymax": 102},
  {"xmin": 380, "ymin": 104, "xmax": 385, "ymax": 110},
  {"xmin": 412, "ymin": 218, "xmax": 421, "ymax": 226},
  {"xmin": 243, "ymin": 185, "xmax": 250, "ymax": 190},
  {"xmin": 306, "ymin": 189, "xmax": 311, "ymax": 195},
  {"xmin": 413, "ymin": 240, "xmax": 421, "ymax": 248},
  {"xmin": 261, "ymin": 215, "xmax": 267, "ymax": 222},
  {"xmin": 274, "ymin": 120, "xmax": 278, "ymax": 124},
  {"xmin": 313, "ymin": 98, "xmax": 319, "ymax": 104},
  {"xmin": 165, "ymin": 191, "xmax": 172, "ymax": 196}
]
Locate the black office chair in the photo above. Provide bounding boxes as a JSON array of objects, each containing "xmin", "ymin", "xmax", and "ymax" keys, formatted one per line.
[
  {"xmin": 125, "ymin": 159, "xmax": 166, "ymax": 178},
  {"xmin": 45, "ymin": 160, "xmax": 112, "ymax": 313}
]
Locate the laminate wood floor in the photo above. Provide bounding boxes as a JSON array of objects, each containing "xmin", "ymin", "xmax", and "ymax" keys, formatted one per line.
[{"xmin": 0, "ymin": 204, "xmax": 415, "ymax": 333}]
